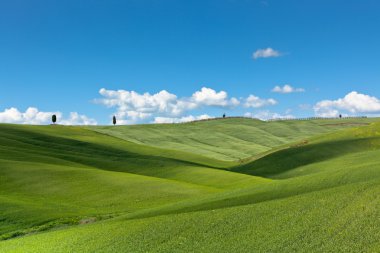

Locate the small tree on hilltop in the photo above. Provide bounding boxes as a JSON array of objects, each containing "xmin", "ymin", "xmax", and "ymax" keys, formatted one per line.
[
  {"xmin": 52, "ymin": 114, "xmax": 57, "ymax": 124},
  {"xmin": 223, "ymin": 113, "xmax": 226, "ymax": 118},
  {"xmin": 113, "ymin": 115, "xmax": 117, "ymax": 125}
]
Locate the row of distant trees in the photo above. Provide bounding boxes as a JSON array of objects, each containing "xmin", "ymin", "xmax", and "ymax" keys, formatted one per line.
[
  {"xmin": 180, "ymin": 115, "xmax": 368, "ymax": 124},
  {"xmin": 50, "ymin": 113, "xmax": 366, "ymax": 125},
  {"xmin": 267, "ymin": 115, "xmax": 368, "ymax": 122},
  {"xmin": 51, "ymin": 115, "xmax": 117, "ymax": 125}
]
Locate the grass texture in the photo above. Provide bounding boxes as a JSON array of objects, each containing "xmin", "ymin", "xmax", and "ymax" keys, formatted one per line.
[{"xmin": 0, "ymin": 117, "xmax": 379, "ymax": 252}]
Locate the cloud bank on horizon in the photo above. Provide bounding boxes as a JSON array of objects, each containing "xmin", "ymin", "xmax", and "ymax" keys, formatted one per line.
[
  {"xmin": 94, "ymin": 87, "xmax": 275, "ymax": 124},
  {"xmin": 314, "ymin": 91, "xmax": 380, "ymax": 118},
  {"xmin": 0, "ymin": 107, "xmax": 97, "ymax": 125},
  {"xmin": 1, "ymin": 88, "xmax": 380, "ymax": 125}
]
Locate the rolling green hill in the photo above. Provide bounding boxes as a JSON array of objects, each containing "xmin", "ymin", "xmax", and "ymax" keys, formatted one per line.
[
  {"xmin": 0, "ymin": 118, "xmax": 379, "ymax": 252},
  {"xmin": 91, "ymin": 117, "xmax": 378, "ymax": 161}
]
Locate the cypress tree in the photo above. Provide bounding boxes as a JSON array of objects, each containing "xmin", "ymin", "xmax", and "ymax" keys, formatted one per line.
[{"xmin": 52, "ymin": 114, "xmax": 57, "ymax": 124}]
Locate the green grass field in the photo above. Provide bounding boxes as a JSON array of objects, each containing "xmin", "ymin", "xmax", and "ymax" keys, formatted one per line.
[{"xmin": 0, "ymin": 118, "xmax": 379, "ymax": 252}]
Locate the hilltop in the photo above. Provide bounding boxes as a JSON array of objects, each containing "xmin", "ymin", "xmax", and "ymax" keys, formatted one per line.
[{"xmin": 90, "ymin": 117, "xmax": 377, "ymax": 161}]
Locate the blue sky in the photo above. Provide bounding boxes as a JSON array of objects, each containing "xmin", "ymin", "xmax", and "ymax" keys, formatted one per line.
[{"xmin": 1, "ymin": 0, "xmax": 380, "ymax": 124}]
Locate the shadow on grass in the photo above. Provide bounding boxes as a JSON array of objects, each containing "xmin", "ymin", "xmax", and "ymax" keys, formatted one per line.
[
  {"xmin": 0, "ymin": 126, "xmax": 220, "ymax": 176},
  {"xmin": 231, "ymin": 137, "xmax": 380, "ymax": 178},
  {"xmin": 128, "ymin": 176, "xmax": 380, "ymax": 221}
]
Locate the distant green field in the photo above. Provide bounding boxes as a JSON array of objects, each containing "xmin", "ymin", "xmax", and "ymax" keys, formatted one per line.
[
  {"xmin": 91, "ymin": 117, "xmax": 379, "ymax": 160},
  {"xmin": 0, "ymin": 118, "xmax": 379, "ymax": 252}
]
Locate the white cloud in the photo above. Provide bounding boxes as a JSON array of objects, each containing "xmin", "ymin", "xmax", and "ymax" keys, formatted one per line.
[
  {"xmin": 97, "ymin": 88, "xmax": 190, "ymax": 123},
  {"xmin": 0, "ymin": 107, "xmax": 97, "ymax": 125},
  {"xmin": 272, "ymin": 84, "xmax": 305, "ymax": 94},
  {"xmin": 153, "ymin": 114, "xmax": 212, "ymax": 124},
  {"xmin": 60, "ymin": 112, "xmax": 98, "ymax": 125},
  {"xmin": 96, "ymin": 87, "xmax": 239, "ymax": 124},
  {"xmin": 98, "ymin": 88, "xmax": 182, "ymax": 114},
  {"xmin": 253, "ymin": 48, "xmax": 281, "ymax": 59},
  {"xmin": 192, "ymin": 87, "xmax": 239, "ymax": 107},
  {"xmin": 314, "ymin": 91, "xmax": 380, "ymax": 117},
  {"xmin": 0, "ymin": 107, "xmax": 59, "ymax": 124},
  {"xmin": 244, "ymin": 111, "xmax": 295, "ymax": 120},
  {"xmin": 244, "ymin": 95, "xmax": 277, "ymax": 108}
]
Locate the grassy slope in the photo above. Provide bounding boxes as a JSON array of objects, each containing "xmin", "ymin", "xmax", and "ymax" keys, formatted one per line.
[
  {"xmin": 0, "ymin": 118, "xmax": 379, "ymax": 252},
  {"xmin": 0, "ymin": 123, "xmax": 259, "ymax": 240},
  {"xmin": 2, "ymin": 179, "xmax": 378, "ymax": 253},
  {"xmin": 91, "ymin": 117, "xmax": 378, "ymax": 161}
]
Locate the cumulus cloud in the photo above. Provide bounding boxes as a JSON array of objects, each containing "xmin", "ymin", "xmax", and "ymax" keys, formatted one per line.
[
  {"xmin": 60, "ymin": 112, "xmax": 98, "ymax": 125},
  {"xmin": 314, "ymin": 91, "xmax": 380, "ymax": 117},
  {"xmin": 0, "ymin": 107, "xmax": 55, "ymax": 125},
  {"xmin": 244, "ymin": 111, "xmax": 295, "ymax": 120},
  {"xmin": 244, "ymin": 95, "xmax": 277, "ymax": 108},
  {"xmin": 192, "ymin": 87, "xmax": 239, "ymax": 107},
  {"xmin": 0, "ymin": 107, "xmax": 97, "ymax": 125},
  {"xmin": 153, "ymin": 114, "xmax": 212, "ymax": 124},
  {"xmin": 253, "ymin": 48, "xmax": 282, "ymax": 59},
  {"xmin": 96, "ymin": 87, "xmax": 239, "ymax": 124},
  {"xmin": 272, "ymin": 84, "xmax": 305, "ymax": 94}
]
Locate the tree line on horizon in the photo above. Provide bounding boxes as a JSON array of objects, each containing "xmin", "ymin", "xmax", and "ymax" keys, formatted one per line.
[
  {"xmin": 50, "ymin": 113, "xmax": 369, "ymax": 125},
  {"xmin": 50, "ymin": 114, "xmax": 118, "ymax": 125}
]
